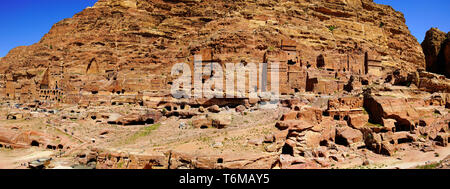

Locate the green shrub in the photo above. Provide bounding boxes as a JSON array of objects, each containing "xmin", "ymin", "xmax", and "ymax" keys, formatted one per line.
[
  {"xmin": 328, "ymin": 25, "xmax": 337, "ymax": 32},
  {"xmin": 125, "ymin": 123, "xmax": 162, "ymax": 144},
  {"xmin": 416, "ymin": 162, "xmax": 441, "ymax": 169}
]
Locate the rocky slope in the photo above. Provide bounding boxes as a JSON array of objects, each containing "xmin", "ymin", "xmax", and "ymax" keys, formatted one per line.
[
  {"xmin": 0, "ymin": 0, "xmax": 425, "ymax": 101},
  {"xmin": 3, "ymin": 0, "xmax": 449, "ymax": 170}
]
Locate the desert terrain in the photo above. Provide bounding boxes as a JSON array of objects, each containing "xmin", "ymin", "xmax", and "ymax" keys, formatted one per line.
[{"xmin": 0, "ymin": 0, "xmax": 449, "ymax": 169}]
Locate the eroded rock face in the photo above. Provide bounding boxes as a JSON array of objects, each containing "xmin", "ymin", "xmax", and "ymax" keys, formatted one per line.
[
  {"xmin": 0, "ymin": 126, "xmax": 74, "ymax": 150},
  {"xmin": 82, "ymin": 148, "xmax": 277, "ymax": 169},
  {"xmin": 106, "ymin": 110, "xmax": 162, "ymax": 125},
  {"xmin": 2, "ymin": 0, "xmax": 448, "ymax": 170},
  {"xmin": 422, "ymin": 28, "xmax": 450, "ymax": 77},
  {"xmin": 418, "ymin": 71, "xmax": 450, "ymax": 93},
  {"xmin": 273, "ymin": 90, "xmax": 450, "ymax": 168},
  {"xmin": 0, "ymin": 0, "xmax": 425, "ymax": 105}
]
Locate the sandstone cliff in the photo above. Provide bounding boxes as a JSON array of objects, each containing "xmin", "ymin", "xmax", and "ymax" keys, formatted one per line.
[
  {"xmin": 422, "ymin": 27, "xmax": 450, "ymax": 77},
  {"xmin": 4, "ymin": 1, "xmax": 450, "ymax": 170},
  {"xmin": 0, "ymin": 0, "xmax": 425, "ymax": 104}
]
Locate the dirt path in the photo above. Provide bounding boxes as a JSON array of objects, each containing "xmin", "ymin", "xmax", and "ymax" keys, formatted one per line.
[{"xmin": 383, "ymin": 146, "xmax": 450, "ymax": 169}]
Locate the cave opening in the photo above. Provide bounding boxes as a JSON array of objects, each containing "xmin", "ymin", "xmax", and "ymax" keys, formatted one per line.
[
  {"xmin": 333, "ymin": 115, "xmax": 340, "ymax": 121},
  {"xmin": 317, "ymin": 54, "xmax": 325, "ymax": 68},
  {"xmin": 335, "ymin": 135, "xmax": 349, "ymax": 146},
  {"xmin": 395, "ymin": 121, "xmax": 412, "ymax": 132},
  {"xmin": 31, "ymin": 140, "xmax": 40, "ymax": 147},
  {"xmin": 47, "ymin": 145, "xmax": 56, "ymax": 150},
  {"xmin": 281, "ymin": 144, "xmax": 294, "ymax": 156},
  {"xmin": 398, "ymin": 138, "xmax": 413, "ymax": 144},
  {"xmin": 125, "ymin": 118, "xmax": 155, "ymax": 126},
  {"xmin": 362, "ymin": 79, "xmax": 369, "ymax": 85},
  {"xmin": 418, "ymin": 120, "xmax": 427, "ymax": 127},
  {"xmin": 287, "ymin": 59, "xmax": 296, "ymax": 65},
  {"xmin": 145, "ymin": 119, "xmax": 155, "ymax": 125},
  {"xmin": 343, "ymin": 115, "xmax": 349, "ymax": 121},
  {"xmin": 364, "ymin": 52, "xmax": 368, "ymax": 74}
]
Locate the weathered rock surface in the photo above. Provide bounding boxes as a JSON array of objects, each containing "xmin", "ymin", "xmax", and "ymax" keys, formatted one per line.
[
  {"xmin": 2, "ymin": 0, "xmax": 449, "ymax": 170},
  {"xmin": 0, "ymin": 0, "xmax": 425, "ymax": 105},
  {"xmin": 422, "ymin": 28, "xmax": 450, "ymax": 77},
  {"xmin": 0, "ymin": 126, "xmax": 73, "ymax": 150}
]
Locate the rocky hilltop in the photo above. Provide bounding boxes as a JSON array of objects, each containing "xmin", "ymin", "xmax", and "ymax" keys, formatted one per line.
[
  {"xmin": 0, "ymin": 0, "xmax": 424, "ymax": 102},
  {"xmin": 1, "ymin": 0, "xmax": 449, "ymax": 170}
]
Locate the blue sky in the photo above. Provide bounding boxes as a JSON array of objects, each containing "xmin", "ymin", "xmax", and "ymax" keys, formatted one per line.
[
  {"xmin": 374, "ymin": 0, "xmax": 449, "ymax": 42},
  {"xmin": 0, "ymin": 0, "xmax": 449, "ymax": 57},
  {"xmin": 0, "ymin": 0, "xmax": 97, "ymax": 57}
]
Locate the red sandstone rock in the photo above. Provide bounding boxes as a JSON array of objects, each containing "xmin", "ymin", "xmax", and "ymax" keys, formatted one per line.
[
  {"xmin": 380, "ymin": 141, "xmax": 395, "ymax": 156},
  {"xmin": 336, "ymin": 127, "xmax": 363, "ymax": 146},
  {"xmin": 347, "ymin": 114, "xmax": 369, "ymax": 129},
  {"xmin": 275, "ymin": 120, "xmax": 314, "ymax": 131},
  {"xmin": 422, "ymin": 28, "xmax": 450, "ymax": 77},
  {"xmin": 0, "ymin": 0, "xmax": 425, "ymax": 105},
  {"xmin": 0, "ymin": 0, "xmax": 447, "ymax": 170},
  {"xmin": 207, "ymin": 105, "xmax": 220, "ymax": 113}
]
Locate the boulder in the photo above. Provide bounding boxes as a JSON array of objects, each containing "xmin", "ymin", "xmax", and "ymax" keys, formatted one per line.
[
  {"xmin": 235, "ymin": 105, "xmax": 246, "ymax": 113},
  {"xmin": 208, "ymin": 105, "xmax": 220, "ymax": 113},
  {"xmin": 336, "ymin": 127, "xmax": 363, "ymax": 146},
  {"xmin": 381, "ymin": 141, "xmax": 395, "ymax": 156},
  {"xmin": 275, "ymin": 120, "xmax": 314, "ymax": 131},
  {"xmin": 264, "ymin": 134, "xmax": 276, "ymax": 143},
  {"xmin": 382, "ymin": 119, "xmax": 397, "ymax": 132},
  {"xmin": 247, "ymin": 138, "xmax": 264, "ymax": 146},
  {"xmin": 280, "ymin": 111, "xmax": 298, "ymax": 121},
  {"xmin": 347, "ymin": 114, "xmax": 369, "ymax": 129},
  {"xmin": 209, "ymin": 114, "xmax": 232, "ymax": 129},
  {"xmin": 264, "ymin": 144, "xmax": 278, "ymax": 152},
  {"xmin": 192, "ymin": 116, "xmax": 211, "ymax": 129}
]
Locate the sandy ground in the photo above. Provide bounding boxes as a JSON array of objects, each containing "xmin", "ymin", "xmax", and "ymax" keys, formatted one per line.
[
  {"xmin": 383, "ymin": 146, "xmax": 450, "ymax": 169},
  {"xmin": 1, "ymin": 105, "xmax": 449, "ymax": 169},
  {"xmin": 333, "ymin": 145, "xmax": 450, "ymax": 169},
  {"xmin": 1, "ymin": 143, "xmax": 449, "ymax": 169},
  {"xmin": 0, "ymin": 148, "xmax": 55, "ymax": 169}
]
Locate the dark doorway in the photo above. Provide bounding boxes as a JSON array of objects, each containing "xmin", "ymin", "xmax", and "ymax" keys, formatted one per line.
[
  {"xmin": 317, "ymin": 54, "xmax": 325, "ymax": 68},
  {"xmin": 335, "ymin": 135, "xmax": 349, "ymax": 146},
  {"xmin": 281, "ymin": 144, "xmax": 294, "ymax": 156},
  {"xmin": 31, "ymin": 140, "xmax": 40, "ymax": 147},
  {"xmin": 288, "ymin": 59, "xmax": 296, "ymax": 65},
  {"xmin": 364, "ymin": 52, "xmax": 369, "ymax": 75}
]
